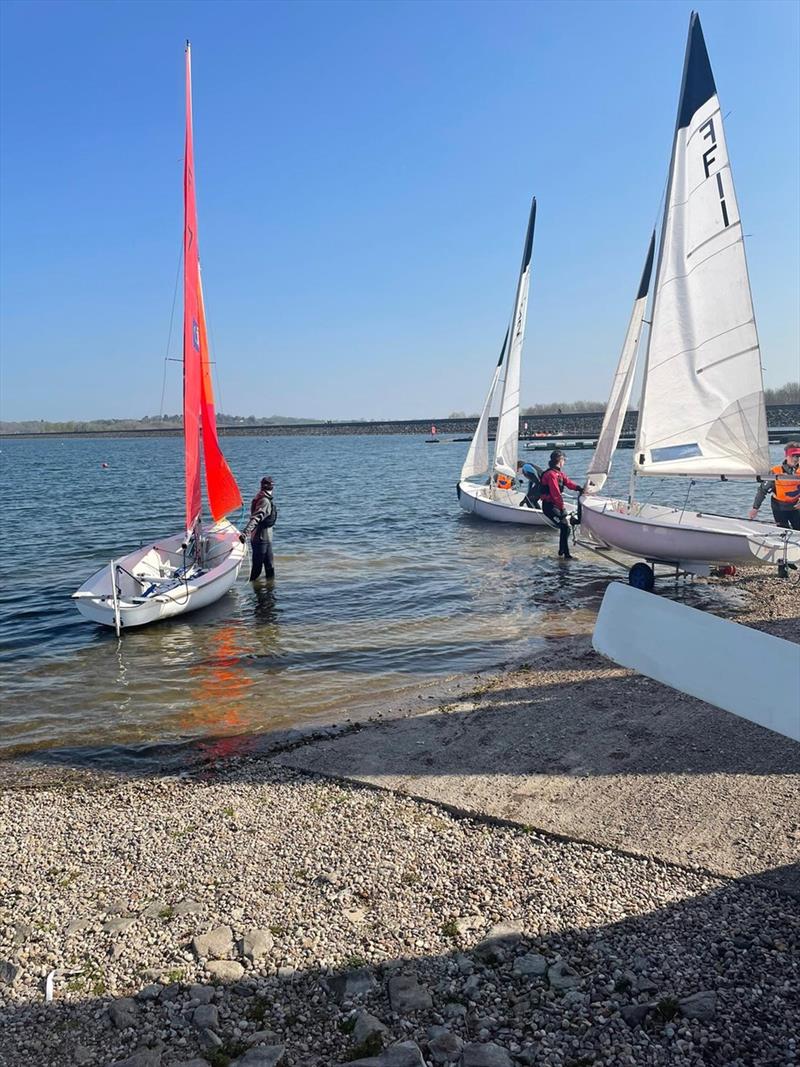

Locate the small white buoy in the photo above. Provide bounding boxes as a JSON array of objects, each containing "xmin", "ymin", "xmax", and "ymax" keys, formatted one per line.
[{"xmin": 101, "ymin": 462, "xmax": 109, "ymax": 469}]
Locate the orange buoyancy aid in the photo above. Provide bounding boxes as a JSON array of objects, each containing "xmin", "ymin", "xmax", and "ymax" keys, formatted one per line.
[
  {"xmin": 495, "ymin": 474, "xmax": 514, "ymax": 490},
  {"xmin": 771, "ymin": 464, "xmax": 800, "ymax": 505}
]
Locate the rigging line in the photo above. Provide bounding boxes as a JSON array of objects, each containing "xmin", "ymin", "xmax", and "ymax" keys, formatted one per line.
[
  {"xmin": 159, "ymin": 238, "xmax": 184, "ymax": 421},
  {"xmin": 679, "ymin": 480, "xmax": 696, "ymax": 523}
]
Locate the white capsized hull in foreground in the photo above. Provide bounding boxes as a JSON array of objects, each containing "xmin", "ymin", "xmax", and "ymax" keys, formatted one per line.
[
  {"xmin": 581, "ymin": 496, "xmax": 800, "ymax": 567},
  {"xmin": 457, "ymin": 480, "xmax": 571, "ymax": 528},
  {"xmin": 72, "ymin": 519, "xmax": 246, "ymax": 629},
  {"xmin": 593, "ymin": 582, "xmax": 800, "ymax": 742}
]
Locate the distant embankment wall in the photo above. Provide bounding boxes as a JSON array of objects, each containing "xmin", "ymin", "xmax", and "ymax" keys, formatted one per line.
[{"xmin": 3, "ymin": 405, "xmax": 799, "ymax": 440}]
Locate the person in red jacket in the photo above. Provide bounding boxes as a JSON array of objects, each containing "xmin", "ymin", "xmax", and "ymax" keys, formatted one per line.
[{"xmin": 540, "ymin": 450, "xmax": 583, "ymax": 559}]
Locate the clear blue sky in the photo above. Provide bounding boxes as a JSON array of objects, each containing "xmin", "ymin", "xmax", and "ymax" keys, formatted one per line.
[{"xmin": 1, "ymin": 0, "xmax": 798, "ymax": 421}]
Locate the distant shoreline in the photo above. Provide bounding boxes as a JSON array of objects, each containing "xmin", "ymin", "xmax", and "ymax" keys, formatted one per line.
[{"xmin": 2, "ymin": 403, "xmax": 799, "ymax": 441}]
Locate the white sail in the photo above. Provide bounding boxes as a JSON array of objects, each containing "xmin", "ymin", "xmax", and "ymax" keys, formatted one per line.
[
  {"xmin": 460, "ymin": 329, "xmax": 509, "ymax": 481},
  {"xmin": 635, "ymin": 13, "xmax": 769, "ymax": 479},
  {"xmin": 493, "ymin": 197, "xmax": 536, "ymax": 477},
  {"xmin": 585, "ymin": 233, "xmax": 655, "ymax": 494}
]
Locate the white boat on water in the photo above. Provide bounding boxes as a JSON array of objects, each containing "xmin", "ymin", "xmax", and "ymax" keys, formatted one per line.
[
  {"xmin": 580, "ymin": 12, "xmax": 800, "ymax": 587},
  {"xmin": 457, "ymin": 198, "xmax": 568, "ymax": 528},
  {"xmin": 73, "ymin": 43, "xmax": 246, "ymax": 633}
]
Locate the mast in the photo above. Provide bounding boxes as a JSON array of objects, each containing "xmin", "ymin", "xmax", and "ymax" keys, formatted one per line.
[{"xmin": 182, "ymin": 40, "xmax": 203, "ymax": 538}]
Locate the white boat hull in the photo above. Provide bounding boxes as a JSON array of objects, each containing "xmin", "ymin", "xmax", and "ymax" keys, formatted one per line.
[
  {"xmin": 594, "ymin": 583, "xmax": 800, "ymax": 742},
  {"xmin": 581, "ymin": 496, "xmax": 800, "ymax": 567},
  {"xmin": 72, "ymin": 519, "xmax": 246, "ymax": 630},
  {"xmin": 457, "ymin": 480, "xmax": 572, "ymax": 528}
]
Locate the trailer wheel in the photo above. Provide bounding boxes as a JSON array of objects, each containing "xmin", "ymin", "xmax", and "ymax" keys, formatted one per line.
[{"xmin": 628, "ymin": 562, "xmax": 655, "ymax": 591}]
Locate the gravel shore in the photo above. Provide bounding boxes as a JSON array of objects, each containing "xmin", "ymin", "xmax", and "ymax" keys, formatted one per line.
[{"xmin": 1, "ymin": 569, "xmax": 797, "ymax": 1067}]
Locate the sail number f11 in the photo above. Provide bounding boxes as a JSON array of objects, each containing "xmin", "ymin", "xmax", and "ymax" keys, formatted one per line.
[{"xmin": 699, "ymin": 116, "xmax": 729, "ymax": 228}]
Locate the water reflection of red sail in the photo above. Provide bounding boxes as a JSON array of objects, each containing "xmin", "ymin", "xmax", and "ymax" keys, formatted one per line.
[{"xmin": 183, "ymin": 626, "xmax": 257, "ymax": 761}]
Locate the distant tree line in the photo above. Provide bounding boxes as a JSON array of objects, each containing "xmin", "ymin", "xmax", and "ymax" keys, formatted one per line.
[
  {"xmin": 3, "ymin": 383, "xmax": 797, "ymax": 435},
  {"xmin": 520, "ymin": 400, "xmax": 607, "ymax": 415},
  {"xmin": 764, "ymin": 381, "xmax": 800, "ymax": 405}
]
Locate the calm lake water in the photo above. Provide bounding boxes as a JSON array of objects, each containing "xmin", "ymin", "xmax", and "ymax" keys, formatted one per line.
[{"xmin": 0, "ymin": 433, "xmax": 770, "ymax": 769}]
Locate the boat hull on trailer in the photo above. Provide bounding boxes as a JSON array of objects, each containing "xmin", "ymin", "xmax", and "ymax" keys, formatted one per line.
[
  {"xmin": 581, "ymin": 496, "xmax": 800, "ymax": 567},
  {"xmin": 457, "ymin": 480, "xmax": 570, "ymax": 528},
  {"xmin": 72, "ymin": 519, "xmax": 246, "ymax": 629}
]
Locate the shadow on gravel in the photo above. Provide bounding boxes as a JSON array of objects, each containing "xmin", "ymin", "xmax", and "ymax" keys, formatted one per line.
[
  {"xmin": 6, "ymin": 643, "xmax": 799, "ymax": 783},
  {"xmin": 0, "ymin": 854, "xmax": 797, "ymax": 1067}
]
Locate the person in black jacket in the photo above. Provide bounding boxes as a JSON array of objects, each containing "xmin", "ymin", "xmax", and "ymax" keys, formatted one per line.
[{"xmin": 239, "ymin": 476, "xmax": 277, "ymax": 581}]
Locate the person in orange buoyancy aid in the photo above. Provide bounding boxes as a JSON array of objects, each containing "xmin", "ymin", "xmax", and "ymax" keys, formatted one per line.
[
  {"xmin": 494, "ymin": 472, "xmax": 514, "ymax": 490},
  {"xmin": 749, "ymin": 443, "xmax": 800, "ymax": 531}
]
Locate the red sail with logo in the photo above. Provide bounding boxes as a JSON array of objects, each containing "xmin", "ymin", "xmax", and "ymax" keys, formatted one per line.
[
  {"xmin": 183, "ymin": 43, "xmax": 242, "ymax": 530},
  {"xmin": 182, "ymin": 43, "xmax": 203, "ymax": 537},
  {"xmin": 198, "ymin": 278, "xmax": 242, "ymax": 520}
]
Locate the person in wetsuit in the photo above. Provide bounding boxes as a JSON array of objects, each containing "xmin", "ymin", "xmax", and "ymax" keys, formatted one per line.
[
  {"xmin": 516, "ymin": 460, "xmax": 544, "ymax": 509},
  {"xmin": 240, "ymin": 476, "xmax": 277, "ymax": 580},
  {"xmin": 748, "ymin": 443, "xmax": 800, "ymax": 530},
  {"xmin": 540, "ymin": 450, "xmax": 583, "ymax": 558}
]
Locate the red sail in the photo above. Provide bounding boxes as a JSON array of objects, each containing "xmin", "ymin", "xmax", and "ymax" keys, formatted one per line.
[
  {"xmin": 182, "ymin": 43, "xmax": 203, "ymax": 537},
  {"xmin": 198, "ymin": 278, "xmax": 243, "ymax": 520}
]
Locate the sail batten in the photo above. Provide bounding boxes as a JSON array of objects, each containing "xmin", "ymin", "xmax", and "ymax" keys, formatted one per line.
[
  {"xmin": 493, "ymin": 197, "xmax": 536, "ymax": 478},
  {"xmin": 634, "ymin": 12, "xmax": 769, "ymax": 480}
]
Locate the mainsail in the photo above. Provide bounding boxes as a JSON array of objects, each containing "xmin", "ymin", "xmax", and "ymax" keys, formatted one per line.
[
  {"xmin": 635, "ymin": 12, "xmax": 769, "ymax": 479},
  {"xmin": 460, "ymin": 328, "xmax": 509, "ymax": 481},
  {"xmin": 182, "ymin": 42, "xmax": 203, "ymax": 537},
  {"xmin": 585, "ymin": 233, "xmax": 655, "ymax": 494},
  {"xmin": 183, "ymin": 43, "xmax": 242, "ymax": 532},
  {"xmin": 493, "ymin": 197, "xmax": 536, "ymax": 477}
]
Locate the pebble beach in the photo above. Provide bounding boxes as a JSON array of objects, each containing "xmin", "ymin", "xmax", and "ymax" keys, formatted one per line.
[{"xmin": 1, "ymin": 570, "xmax": 798, "ymax": 1067}]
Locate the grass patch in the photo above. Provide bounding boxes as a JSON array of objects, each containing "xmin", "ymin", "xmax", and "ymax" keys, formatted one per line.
[
  {"xmin": 440, "ymin": 918, "xmax": 460, "ymax": 940},
  {"xmin": 346, "ymin": 1033, "xmax": 383, "ymax": 1060},
  {"xmin": 247, "ymin": 997, "xmax": 268, "ymax": 1022},
  {"xmin": 343, "ymin": 954, "xmax": 367, "ymax": 969},
  {"xmin": 655, "ymin": 996, "xmax": 680, "ymax": 1022}
]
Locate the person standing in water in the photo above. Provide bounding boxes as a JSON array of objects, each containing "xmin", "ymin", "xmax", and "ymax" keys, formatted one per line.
[
  {"xmin": 748, "ymin": 443, "xmax": 800, "ymax": 530},
  {"xmin": 540, "ymin": 450, "xmax": 583, "ymax": 559},
  {"xmin": 240, "ymin": 476, "xmax": 278, "ymax": 580}
]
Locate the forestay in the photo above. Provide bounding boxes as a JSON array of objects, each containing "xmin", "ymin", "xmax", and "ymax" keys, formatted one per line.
[
  {"xmin": 460, "ymin": 329, "xmax": 509, "ymax": 481},
  {"xmin": 585, "ymin": 233, "xmax": 655, "ymax": 494},
  {"xmin": 493, "ymin": 198, "xmax": 536, "ymax": 478},
  {"xmin": 635, "ymin": 13, "xmax": 770, "ymax": 479}
]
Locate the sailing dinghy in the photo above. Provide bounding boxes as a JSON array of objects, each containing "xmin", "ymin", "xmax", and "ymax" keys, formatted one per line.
[
  {"xmin": 457, "ymin": 198, "xmax": 567, "ymax": 527},
  {"xmin": 73, "ymin": 43, "xmax": 245, "ymax": 633},
  {"xmin": 580, "ymin": 12, "xmax": 800, "ymax": 587}
]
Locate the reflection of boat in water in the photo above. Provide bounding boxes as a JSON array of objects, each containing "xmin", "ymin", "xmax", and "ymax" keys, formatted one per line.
[
  {"xmin": 73, "ymin": 43, "xmax": 245, "ymax": 633},
  {"xmin": 182, "ymin": 625, "xmax": 257, "ymax": 763},
  {"xmin": 457, "ymin": 198, "xmax": 568, "ymax": 529},
  {"xmin": 580, "ymin": 13, "xmax": 800, "ymax": 588}
]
